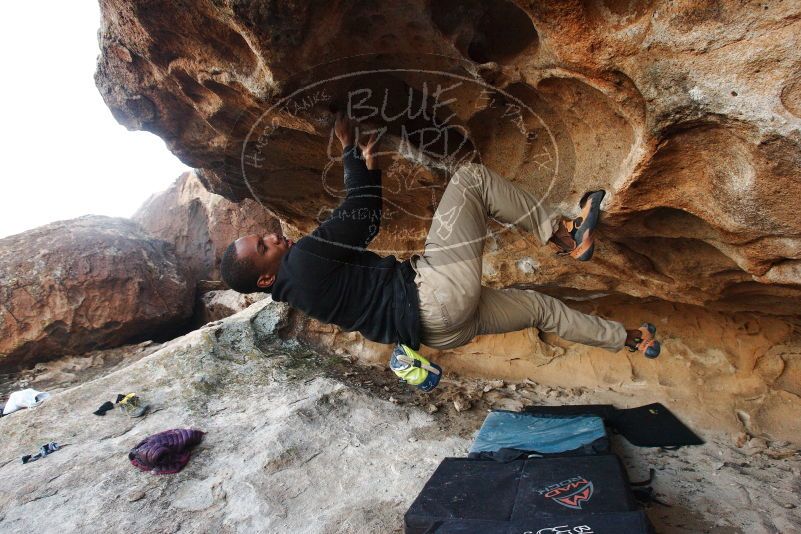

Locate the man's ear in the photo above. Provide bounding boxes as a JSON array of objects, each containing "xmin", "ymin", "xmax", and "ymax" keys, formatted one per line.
[{"xmin": 257, "ymin": 273, "xmax": 275, "ymax": 289}]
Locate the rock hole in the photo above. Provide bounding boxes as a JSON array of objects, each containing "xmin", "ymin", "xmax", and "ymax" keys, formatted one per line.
[
  {"xmin": 203, "ymin": 79, "xmax": 242, "ymax": 102},
  {"xmin": 136, "ymin": 4, "xmax": 257, "ymax": 73},
  {"xmin": 173, "ymin": 69, "xmax": 215, "ymax": 105},
  {"xmin": 43, "ymin": 320, "xmax": 69, "ymax": 341},
  {"xmin": 581, "ymin": 0, "xmax": 654, "ymax": 26},
  {"xmin": 429, "ymin": 0, "xmax": 538, "ymax": 64},
  {"xmin": 780, "ymin": 77, "xmax": 801, "ymax": 118},
  {"xmin": 538, "ymin": 76, "xmax": 636, "ymax": 201}
]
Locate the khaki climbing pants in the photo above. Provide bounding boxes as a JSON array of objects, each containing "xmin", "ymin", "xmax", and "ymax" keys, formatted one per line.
[{"xmin": 410, "ymin": 163, "xmax": 627, "ymax": 352}]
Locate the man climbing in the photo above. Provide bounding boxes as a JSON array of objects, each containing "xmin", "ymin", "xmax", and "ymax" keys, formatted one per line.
[{"xmin": 221, "ymin": 112, "xmax": 660, "ymax": 391}]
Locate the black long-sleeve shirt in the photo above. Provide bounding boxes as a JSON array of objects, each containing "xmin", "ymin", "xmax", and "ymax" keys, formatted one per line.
[{"xmin": 270, "ymin": 145, "xmax": 422, "ymax": 349}]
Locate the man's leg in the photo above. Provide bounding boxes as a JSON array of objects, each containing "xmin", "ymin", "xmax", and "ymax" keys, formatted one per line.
[
  {"xmin": 424, "ymin": 163, "xmax": 559, "ymax": 263},
  {"xmin": 421, "ymin": 285, "xmax": 627, "ymax": 351},
  {"xmin": 473, "ymin": 286, "xmax": 627, "ymax": 351},
  {"xmin": 414, "ymin": 163, "xmax": 561, "ymax": 349}
]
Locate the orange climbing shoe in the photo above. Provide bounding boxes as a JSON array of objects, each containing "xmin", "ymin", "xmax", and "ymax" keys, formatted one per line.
[
  {"xmin": 550, "ymin": 190, "xmax": 606, "ymax": 261},
  {"xmin": 628, "ymin": 322, "xmax": 661, "ymax": 359}
]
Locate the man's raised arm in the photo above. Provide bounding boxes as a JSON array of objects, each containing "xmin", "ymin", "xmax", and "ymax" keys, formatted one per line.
[{"xmin": 299, "ymin": 116, "xmax": 383, "ymax": 262}]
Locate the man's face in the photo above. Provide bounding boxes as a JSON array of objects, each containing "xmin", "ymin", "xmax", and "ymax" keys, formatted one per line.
[{"xmin": 234, "ymin": 233, "xmax": 294, "ymax": 289}]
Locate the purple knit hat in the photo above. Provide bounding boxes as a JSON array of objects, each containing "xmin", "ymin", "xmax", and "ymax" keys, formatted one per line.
[{"xmin": 129, "ymin": 428, "xmax": 205, "ymax": 475}]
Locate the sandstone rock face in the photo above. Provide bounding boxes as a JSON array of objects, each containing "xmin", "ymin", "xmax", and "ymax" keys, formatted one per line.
[
  {"xmin": 284, "ymin": 295, "xmax": 801, "ymax": 446},
  {"xmin": 95, "ymin": 1, "xmax": 801, "ymax": 440},
  {"xmin": 0, "ymin": 216, "xmax": 193, "ymax": 369},
  {"xmin": 96, "ymin": 0, "xmax": 801, "ymax": 314},
  {"xmin": 132, "ymin": 170, "xmax": 282, "ymax": 284}
]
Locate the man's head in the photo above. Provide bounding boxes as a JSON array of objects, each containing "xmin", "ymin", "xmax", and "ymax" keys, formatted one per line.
[{"xmin": 220, "ymin": 233, "xmax": 294, "ymax": 293}]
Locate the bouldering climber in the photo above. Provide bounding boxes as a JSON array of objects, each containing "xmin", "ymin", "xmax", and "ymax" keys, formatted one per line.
[{"xmin": 221, "ymin": 112, "xmax": 660, "ymax": 390}]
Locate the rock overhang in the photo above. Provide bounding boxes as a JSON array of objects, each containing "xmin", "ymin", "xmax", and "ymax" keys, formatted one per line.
[{"xmin": 94, "ymin": 0, "xmax": 801, "ymax": 315}]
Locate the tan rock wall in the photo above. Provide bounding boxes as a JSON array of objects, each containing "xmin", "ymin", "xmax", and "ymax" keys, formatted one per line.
[
  {"xmin": 286, "ymin": 297, "xmax": 801, "ymax": 445},
  {"xmin": 95, "ymin": 0, "xmax": 801, "ymax": 314}
]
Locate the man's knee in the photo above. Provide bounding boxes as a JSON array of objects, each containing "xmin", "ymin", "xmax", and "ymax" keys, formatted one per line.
[
  {"xmin": 422, "ymin": 322, "xmax": 478, "ymax": 350},
  {"xmin": 453, "ymin": 162, "xmax": 490, "ymax": 188}
]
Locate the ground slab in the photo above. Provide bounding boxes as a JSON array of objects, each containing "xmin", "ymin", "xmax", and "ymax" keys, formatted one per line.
[{"xmin": 0, "ymin": 300, "xmax": 798, "ymax": 533}]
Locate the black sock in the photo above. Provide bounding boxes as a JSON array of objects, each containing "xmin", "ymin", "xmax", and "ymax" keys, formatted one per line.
[{"xmin": 93, "ymin": 401, "xmax": 115, "ymax": 416}]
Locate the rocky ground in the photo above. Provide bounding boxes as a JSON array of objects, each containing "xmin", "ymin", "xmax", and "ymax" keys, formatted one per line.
[{"xmin": 1, "ymin": 300, "xmax": 798, "ymax": 533}]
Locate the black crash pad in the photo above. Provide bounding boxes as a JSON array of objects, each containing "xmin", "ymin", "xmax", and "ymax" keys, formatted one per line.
[{"xmin": 405, "ymin": 455, "xmax": 651, "ymax": 534}]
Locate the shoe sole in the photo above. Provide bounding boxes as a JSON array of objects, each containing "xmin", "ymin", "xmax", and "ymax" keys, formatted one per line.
[
  {"xmin": 641, "ymin": 322, "xmax": 661, "ymax": 359},
  {"xmin": 573, "ymin": 190, "xmax": 606, "ymax": 261}
]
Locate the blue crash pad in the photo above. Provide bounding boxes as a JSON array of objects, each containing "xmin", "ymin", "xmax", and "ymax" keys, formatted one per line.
[{"xmin": 469, "ymin": 411, "xmax": 607, "ymax": 455}]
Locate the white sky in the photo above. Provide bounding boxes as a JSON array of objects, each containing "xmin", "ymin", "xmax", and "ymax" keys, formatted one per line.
[{"xmin": 0, "ymin": 2, "xmax": 190, "ymax": 239}]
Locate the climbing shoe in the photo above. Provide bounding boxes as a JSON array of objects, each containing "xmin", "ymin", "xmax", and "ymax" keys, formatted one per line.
[
  {"xmin": 116, "ymin": 393, "xmax": 150, "ymax": 418},
  {"xmin": 627, "ymin": 322, "xmax": 661, "ymax": 359},
  {"xmin": 551, "ymin": 190, "xmax": 606, "ymax": 261},
  {"xmin": 390, "ymin": 344, "xmax": 442, "ymax": 392}
]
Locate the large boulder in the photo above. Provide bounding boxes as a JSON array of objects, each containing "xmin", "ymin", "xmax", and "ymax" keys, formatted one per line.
[
  {"xmin": 132, "ymin": 170, "xmax": 282, "ymax": 284},
  {"xmin": 0, "ymin": 216, "xmax": 193, "ymax": 369}
]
